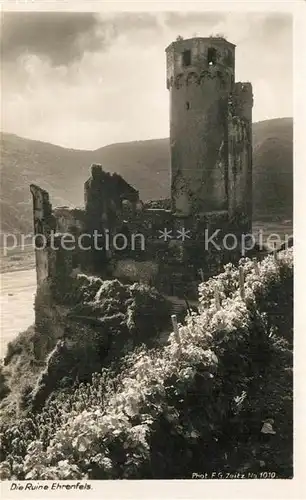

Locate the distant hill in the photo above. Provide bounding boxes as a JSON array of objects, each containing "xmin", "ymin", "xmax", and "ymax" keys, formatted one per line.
[
  {"xmin": 0, "ymin": 117, "xmax": 292, "ymax": 234},
  {"xmin": 252, "ymin": 117, "xmax": 292, "ymax": 220}
]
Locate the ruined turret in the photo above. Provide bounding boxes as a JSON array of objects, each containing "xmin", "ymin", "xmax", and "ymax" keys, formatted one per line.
[{"xmin": 166, "ymin": 36, "xmax": 253, "ymax": 231}]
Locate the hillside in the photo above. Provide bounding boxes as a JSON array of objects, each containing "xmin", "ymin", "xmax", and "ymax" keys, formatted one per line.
[
  {"xmin": 252, "ymin": 117, "xmax": 293, "ymax": 220},
  {"xmin": 0, "ymin": 117, "xmax": 292, "ymax": 234}
]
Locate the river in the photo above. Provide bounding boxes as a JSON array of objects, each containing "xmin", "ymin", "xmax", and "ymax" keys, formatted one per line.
[{"xmin": 0, "ymin": 269, "xmax": 36, "ymax": 358}]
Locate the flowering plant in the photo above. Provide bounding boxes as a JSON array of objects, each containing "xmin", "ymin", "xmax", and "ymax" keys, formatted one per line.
[{"xmin": 0, "ymin": 249, "xmax": 293, "ymax": 479}]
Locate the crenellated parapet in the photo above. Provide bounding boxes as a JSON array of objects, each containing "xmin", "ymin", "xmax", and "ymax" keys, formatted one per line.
[{"xmin": 166, "ymin": 36, "xmax": 235, "ymax": 84}]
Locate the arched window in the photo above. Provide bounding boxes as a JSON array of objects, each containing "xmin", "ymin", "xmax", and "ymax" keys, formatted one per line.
[{"xmin": 207, "ymin": 47, "xmax": 217, "ymax": 66}]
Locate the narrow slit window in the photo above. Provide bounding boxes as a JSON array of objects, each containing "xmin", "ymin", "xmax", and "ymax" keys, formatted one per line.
[
  {"xmin": 182, "ymin": 49, "xmax": 191, "ymax": 67},
  {"xmin": 208, "ymin": 47, "xmax": 217, "ymax": 66},
  {"xmin": 186, "ymin": 101, "xmax": 190, "ymax": 110}
]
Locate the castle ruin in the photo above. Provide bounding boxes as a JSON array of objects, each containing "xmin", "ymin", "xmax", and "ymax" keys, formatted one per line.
[{"xmin": 31, "ymin": 37, "xmax": 253, "ymax": 307}]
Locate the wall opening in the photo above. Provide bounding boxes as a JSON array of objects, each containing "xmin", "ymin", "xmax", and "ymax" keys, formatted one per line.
[
  {"xmin": 186, "ymin": 101, "xmax": 190, "ymax": 110},
  {"xmin": 182, "ymin": 50, "xmax": 191, "ymax": 67},
  {"xmin": 227, "ymin": 49, "xmax": 233, "ymax": 66},
  {"xmin": 208, "ymin": 47, "xmax": 217, "ymax": 66}
]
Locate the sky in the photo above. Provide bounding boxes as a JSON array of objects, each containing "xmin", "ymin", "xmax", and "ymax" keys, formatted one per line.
[{"xmin": 1, "ymin": 11, "xmax": 292, "ymax": 150}]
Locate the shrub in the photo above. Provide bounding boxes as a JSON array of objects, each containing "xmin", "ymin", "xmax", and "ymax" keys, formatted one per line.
[{"xmin": 4, "ymin": 326, "xmax": 36, "ymax": 366}]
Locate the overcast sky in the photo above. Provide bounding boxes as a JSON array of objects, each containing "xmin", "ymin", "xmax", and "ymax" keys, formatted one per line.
[{"xmin": 1, "ymin": 11, "xmax": 292, "ymax": 150}]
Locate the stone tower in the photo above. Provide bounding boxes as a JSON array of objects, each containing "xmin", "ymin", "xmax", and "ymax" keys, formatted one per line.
[{"xmin": 166, "ymin": 36, "xmax": 252, "ymax": 225}]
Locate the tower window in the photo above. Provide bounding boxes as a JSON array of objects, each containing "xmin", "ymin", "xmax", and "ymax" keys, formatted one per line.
[
  {"xmin": 182, "ymin": 49, "xmax": 191, "ymax": 67},
  {"xmin": 207, "ymin": 47, "xmax": 217, "ymax": 66},
  {"xmin": 186, "ymin": 101, "xmax": 190, "ymax": 110}
]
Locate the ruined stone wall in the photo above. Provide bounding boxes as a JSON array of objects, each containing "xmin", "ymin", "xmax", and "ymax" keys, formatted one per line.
[
  {"xmin": 30, "ymin": 184, "xmax": 56, "ymax": 286},
  {"xmin": 52, "ymin": 206, "xmax": 88, "ymax": 272},
  {"xmin": 53, "ymin": 207, "xmax": 85, "ymax": 234},
  {"xmin": 84, "ymin": 164, "xmax": 140, "ymax": 273},
  {"xmin": 84, "ymin": 164, "xmax": 139, "ymax": 225},
  {"xmin": 31, "ymin": 188, "xmax": 87, "ymax": 280},
  {"xmin": 166, "ymin": 37, "xmax": 235, "ymax": 216},
  {"xmin": 228, "ymin": 82, "xmax": 253, "ymax": 232},
  {"xmin": 31, "ymin": 184, "xmax": 89, "ymax": 333}
]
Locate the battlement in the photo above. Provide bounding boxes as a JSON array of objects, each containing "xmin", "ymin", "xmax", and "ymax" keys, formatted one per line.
[{"xmin": 166, "ymin": 36, "xmax": 235, "ymax": 90}]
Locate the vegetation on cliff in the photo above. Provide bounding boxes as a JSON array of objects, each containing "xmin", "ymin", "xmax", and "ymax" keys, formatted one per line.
[
  {"xmin": 0, "ymin": 249, "xmax": 293, "ymax": 479},
  {"xmin": 1, "ymin": 278, "xmax": 171, "ymax": 415}
]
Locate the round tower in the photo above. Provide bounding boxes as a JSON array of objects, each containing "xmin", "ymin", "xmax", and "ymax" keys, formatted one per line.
[{"xmin": 166, "ymin": 37, "xmax": 236, "ymax": 216}]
